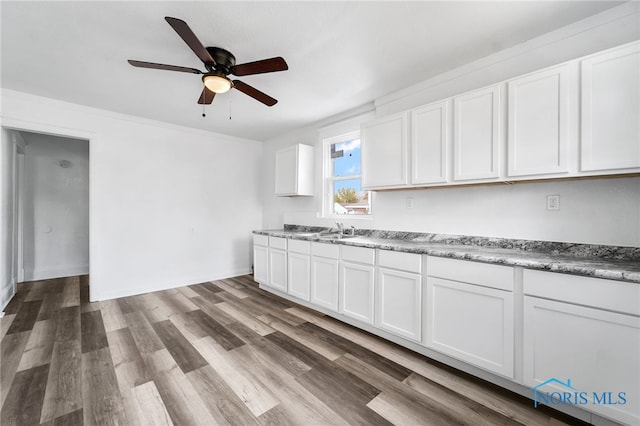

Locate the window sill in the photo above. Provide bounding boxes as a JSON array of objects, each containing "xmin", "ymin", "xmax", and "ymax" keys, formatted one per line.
[{"xmin": 319, "ymin": 213, "xmax": 374, "ymax": 221}]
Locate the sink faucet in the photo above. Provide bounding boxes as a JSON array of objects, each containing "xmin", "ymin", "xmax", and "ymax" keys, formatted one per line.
[
  {"xmin": 346, "ymin": 225, "xmax": 356, "ymax": 236},
  {"xmin": 335, "ymin": 222, "xmax": 344, "ymax": 233}
]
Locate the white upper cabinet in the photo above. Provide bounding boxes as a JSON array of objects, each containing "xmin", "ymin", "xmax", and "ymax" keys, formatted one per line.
[
  {"xmin": 361, "ymin": 112, "xmax": 409, "ymax": 189},
  {"xmin": 410, "ymin": 100, "xmax": 450, "ymax": 185},
  {"xmin": 358, "ymin": 42, "xmax": 636, "ymax": 190},
  {"xmin": 507, "ymin": 64, "xmax": 571, "ymax": 177},
  {"xmin": 580, "ymin": 41, "xmax": 640, "ymax": 172},
  {"xmin": 453, "ymin": 84, "xmax": 501, "ymax": 182},
  {"xmin": 275, "ymin": 143, "xmax": 314, "ymax": 196}
]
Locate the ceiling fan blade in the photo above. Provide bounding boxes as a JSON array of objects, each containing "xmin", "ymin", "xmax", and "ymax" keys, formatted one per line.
[
  {"xmin": 233, "ymin": 80, "xmax": 277, "ymax": 106},
  {"xmin": 231, "ymin": 57, "xmax": 288, "ymax": 76},
  {"xmin": 197, "ymin": 87, "xmax": 216, "ymax": 105},
  {"xmin": 165, "ymin": 17, "xmax": 216, "ymax": 66},
  {"xmin": 128, "ymin": 60, "xmax": 202, "ymax": 74}
]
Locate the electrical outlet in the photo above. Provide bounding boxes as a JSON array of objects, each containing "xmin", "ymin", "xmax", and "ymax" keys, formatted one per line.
[
  {"xmin": 546, "ymin": 195, "xmax": 560, "ymax": 210},
  {"xmin": 406, "ymin": 197, "xmax": 414, "ymax": 209}
]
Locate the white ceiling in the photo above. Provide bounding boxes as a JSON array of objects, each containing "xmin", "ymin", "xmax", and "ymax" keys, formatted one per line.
[{"xmin": 1, "ymin": 1, "xmax": 623, "ymax": 141}]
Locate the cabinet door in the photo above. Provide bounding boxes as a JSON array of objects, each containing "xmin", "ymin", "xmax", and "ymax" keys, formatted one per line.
[
  {"xmin": 339, "ymin": 262, "xmax": 374, "ymax": 324},
  {"xmin": 453, "ymin": 84, "xmax": 501, "ymax": 181},
  {"xmin": 310, "ymin": 256, "xmax": 339, "ymax": 312},
  {"xmin": 411, "ymin": 100, "xmax": 450, "ymax": 184},
  {"xmin": 275, "ymin": 146, "xmax": 297, "ymax": 195},
  {"xmin": 361, "ymin": 113, "xmax": 408, "ymax": 189},
  {"xmin": 376, "ymin": 267, "xmax": 422, "ymax": 342},
  {"xmin": 287, "ymin": 252, "xmax": 310, "ymax": 301},
  {"xmin": 581, "ymin": 41, "xmax": 640, "ymax": 172},
  {"xmin": 253, "ymin": 244, "xmax": 269, "ymax": 285},
  {"xmin": 426, "ymin": 277, "xmax": 514, "ymax": 378},
  {"xmin": 508, "ymin": 64, "xmax": 570, "ymax": 177},
  {"xmin": 268, "ymin": 248, "xmax": 287, "ymax": 292},
  {"xmin": 523, "ymin": 297, "xmax": 640, "ymax": 425}
]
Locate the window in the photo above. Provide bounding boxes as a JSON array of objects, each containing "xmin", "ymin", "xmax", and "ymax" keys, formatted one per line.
[{"xmin": 323, "ymin": 131, "xmax": 371, "ymax": 216}]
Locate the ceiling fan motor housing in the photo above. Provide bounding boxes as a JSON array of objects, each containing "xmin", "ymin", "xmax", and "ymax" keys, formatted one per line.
[{"xmin": 206, "ymin": 47, "xmax": 236, "ymax": 74}]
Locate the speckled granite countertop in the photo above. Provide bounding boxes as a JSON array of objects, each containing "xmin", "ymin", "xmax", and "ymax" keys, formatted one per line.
[{"xmin": 253, "ymin": 226, "xmax": 640, "ymax": 284}]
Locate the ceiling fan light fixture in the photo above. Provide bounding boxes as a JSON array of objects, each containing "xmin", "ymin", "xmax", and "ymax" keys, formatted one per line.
[{"xmin": 203, "ymin": 72, "xmax": 232, "ymax": 93}]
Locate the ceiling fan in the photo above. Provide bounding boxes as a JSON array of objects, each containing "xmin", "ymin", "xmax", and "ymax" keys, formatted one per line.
[{"xmin": 128, "ymin": 17, "xmax": 288, "ymax": 107}]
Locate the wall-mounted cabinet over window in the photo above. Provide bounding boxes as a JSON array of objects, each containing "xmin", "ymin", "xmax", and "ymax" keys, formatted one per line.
[{"xmin": 275, "ymin": 143, "xmax": 314, "ymax": 196}]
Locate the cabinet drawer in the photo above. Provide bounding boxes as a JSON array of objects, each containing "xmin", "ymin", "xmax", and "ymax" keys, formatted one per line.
[
  {"xmin": 341, "ymin": 245, "xmax": 375, "ymax": 265},
  {"xmin": 311, "ymin": 242, "xmax": 340, "ymax": 259},
  {"xmin": 288, "ymin": 239, "xmax": 311, "ymax": 254},
  {"xmin": 253, "ymin": 234, "xmax": 269, "ymax": 246},
  {"xmin": 269, "ymin": 236, "xmax": 287, "ymax": 250},
  {"xmin": 378, "ymin": 250, "xmax": 421, "ymax": 273},
  {"xmin": 523, "ymin": 269, "xmax": 640, "ymax": 316},
  {"xmin": 426, "ymin": 256, "xmax": 513, "ymax": 291}
]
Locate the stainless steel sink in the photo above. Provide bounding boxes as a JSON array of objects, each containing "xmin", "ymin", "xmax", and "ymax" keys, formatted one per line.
[
  {"xmin": 289, "ymin": 232, "xmax": 320, "ymax": 237},
  {"xmin": 318, "ymin": 233, "xmax": 356, "ymax": 240}
]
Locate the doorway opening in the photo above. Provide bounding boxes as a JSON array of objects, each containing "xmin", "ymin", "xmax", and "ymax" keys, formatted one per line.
[{"xmin": 1, "ymin": 126, "xmax": 90, "ymax": 312}]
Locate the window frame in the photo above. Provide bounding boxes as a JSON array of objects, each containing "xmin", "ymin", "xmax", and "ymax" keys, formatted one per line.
[{"xmin": 321, "ymin": 131, "xmax": 372, "ymax": 219}]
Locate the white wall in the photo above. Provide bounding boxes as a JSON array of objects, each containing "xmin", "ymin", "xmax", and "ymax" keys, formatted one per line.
[
  {"xmin": 1, "ymin": 89, "xmax": 263, "ymax": 301},
  {"xmin": 261, "ymin": 3, "xmax": 640, "ymax": 247},
  {"xmin": 21, "ymin": 132, "xmax": 89, "ymax": 281}
]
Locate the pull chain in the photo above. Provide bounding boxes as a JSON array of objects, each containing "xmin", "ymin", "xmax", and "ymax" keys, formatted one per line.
[
  {"xmin": 201, "ymin": 88, "xmax": 206, "ymax": 117},
  {"xmin": 228, "ymin": 100, "xmax": 232, "ymax": 121}
]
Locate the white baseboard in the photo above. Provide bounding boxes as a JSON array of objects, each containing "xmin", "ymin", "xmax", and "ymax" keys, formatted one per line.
[
  {"xmin": 25, "ymin": 265, "xmax": 89, "ymax": 282},
  {"xmin": 93, "ymin": 268, "xmax": 253, "ymax": 302},
  {"xmin": 1, "ymin": 280, "xmax": 17, "ymax": 315}
]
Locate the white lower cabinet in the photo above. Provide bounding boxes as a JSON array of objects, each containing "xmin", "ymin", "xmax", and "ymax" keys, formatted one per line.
[
  {"xmin": 287, "ymin": 240, "xmax": 311, "ymax": 301},
  {"xmin": 425, "ymin": 257, "xmax": 515, "ymax": 378},
  {"xmin": 375, "ymin": 251, "xmax": 423, "ymax": 342},
  {"xmin": 267, "ymin": 237, "xmax": 287, "ymax": 292},
  {"xmin": 288, "ymin": 252, "xmax": 311, "ymax": 301},
  {"xmin": 255, "ymin": 233, "xmax": 640, "ymax": 425},
  {"xmin": 310, "ymin": 243, "xmax": 340, "ymax": 312},
  {"xmin": 253, "ymin": 235, "xmax": 269, "ymax": 285},
  {"xmin": 523, "ymin": 270, "xmax": 640, "ymax": 425},
  {"xmin": 339, "ymin": 246, "xmax": 375, "ymax": 325}
]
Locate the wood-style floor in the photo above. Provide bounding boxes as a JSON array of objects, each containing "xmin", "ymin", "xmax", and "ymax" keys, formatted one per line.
[{"xmin": 0, "ymin": 275, "xmax": 587, "ymax": 426}]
